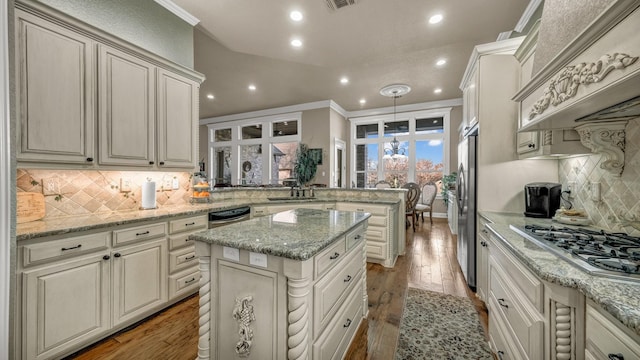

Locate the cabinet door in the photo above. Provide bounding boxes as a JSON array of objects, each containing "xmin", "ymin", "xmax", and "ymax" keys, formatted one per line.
[
  {"xmin": 476, "ymin": 225, "xmax": 489, "ymax": 302},
  {"xmin": 22, "ymin": 254, "xmax": 110, "ymax": 360},
  {"xmin": 157, "ymin": 69, "xmax": 199, "ymax": 168},
  {"xmin": 112, "ymin": 238, "xmax": 167, "ymax": 326},
  {"xmin": 98, "ymin": 45, "xmax": 155, "ymax": 167},
  {"xmin": 463, "ymin": 66, "xmax": 478, "ymax": 129},
  {"xmin": 516, "ymin": 132, "xmax": 539, "ymax": 154},
  {"xmin": 15, "ymin": 10, "xmax": 95, "ymax": 165}
]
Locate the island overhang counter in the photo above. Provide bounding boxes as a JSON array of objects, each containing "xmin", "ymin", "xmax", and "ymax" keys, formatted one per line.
[{"xmin": 189, "ymin": 208, "xmax": 371, "ymax": 360}]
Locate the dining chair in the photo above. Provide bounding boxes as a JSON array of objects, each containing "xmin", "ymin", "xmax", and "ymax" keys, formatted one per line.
[
  {"xmin": 415, "ymin": 182, "xmax": 438, "ymax": 224},
  {"xmin": 402, "ymin": 182, "xmax": 421, "ymax": 231},
  {"xmin": 374, "ymin": 180, "xmax": 391, "ymax": 189}
]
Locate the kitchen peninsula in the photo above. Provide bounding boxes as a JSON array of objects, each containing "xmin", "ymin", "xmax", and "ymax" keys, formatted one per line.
[{"xmin": 189, "ymin": 208, "xmax": 370, "ymax": 360}]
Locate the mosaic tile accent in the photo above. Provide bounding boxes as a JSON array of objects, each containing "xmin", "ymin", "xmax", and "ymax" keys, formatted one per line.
[
  {"xmin": 559, "ymin": 118, "xmax": 640, "ymax": 236},
  {"xmin": 17, "ymin": 169, "xmax": 192, "ymax": 218},
  {"xmin": 395, "ymin": 288, "xmax": 492, "ymax": 360}
]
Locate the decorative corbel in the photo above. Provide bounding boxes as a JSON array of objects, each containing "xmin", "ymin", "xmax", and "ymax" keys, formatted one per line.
[{"xmin": 575, "ymin": 121, "xmax": 627, "ymax": 176}]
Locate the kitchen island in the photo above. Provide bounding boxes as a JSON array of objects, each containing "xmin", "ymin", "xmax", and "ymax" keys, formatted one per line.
[{"xmin": 189, "ymin": 208, "xmax": 370, "ymax": 360}]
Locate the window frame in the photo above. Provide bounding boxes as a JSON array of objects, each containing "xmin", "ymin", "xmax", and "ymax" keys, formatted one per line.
[
  {"xmin": 350, "ymin": 108, "xmax": 451, "ymax": 192},
  {"xmin": 208, "ymin": 113, "xmax": 302, "ymax": 186}
]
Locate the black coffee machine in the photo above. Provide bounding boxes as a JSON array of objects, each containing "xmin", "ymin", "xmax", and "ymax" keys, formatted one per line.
[{"xmin": 524, "ymin": 182, "xmax": 562, "ymax": 218}]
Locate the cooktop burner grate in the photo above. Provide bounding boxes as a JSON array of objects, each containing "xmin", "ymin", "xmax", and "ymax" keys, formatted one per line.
[{"xmin": 510, "ymin": 224, "xmax": 640, "ymax": 282}]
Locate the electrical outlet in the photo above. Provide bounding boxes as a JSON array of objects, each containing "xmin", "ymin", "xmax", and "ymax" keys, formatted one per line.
[
  {"xmin": 120, "ymin": 178, "xmax": 131, "ymax": 193},
  {"xmin": 172, "ymin": 177, "xmax": 180, "ymax": 190},
  {"xmin": 567, "ymin": 181, "xmax": 576, "ymax": 198},
  {"xmin": 161, "ymin": 176, "xmax": 172, "ymax": 191}
]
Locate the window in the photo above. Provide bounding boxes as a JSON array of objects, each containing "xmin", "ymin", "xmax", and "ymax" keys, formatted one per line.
[
  {"xmin": 208, "ymin": 114, "xmax": 301, "ymax": 186},
  {"xmin": 351, "ymin": 109, "xmax": 450, "ymax": 190}
]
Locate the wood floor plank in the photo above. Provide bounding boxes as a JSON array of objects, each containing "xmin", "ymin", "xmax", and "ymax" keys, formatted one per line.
[{"xmin": 65, "ymin": 219, "xmax": 489, "ymax": 360}]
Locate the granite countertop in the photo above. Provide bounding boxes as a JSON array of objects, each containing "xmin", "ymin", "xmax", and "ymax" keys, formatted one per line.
[
  {"xmin": 17, "ymin": 196, "xmax": 400, "ymax": 241},
  {"xmin": 480, "ymin": 211, "xmax": 640, "ymax": 336},
  {"xmin": 189, "ymin": 208, "xmax": 370, "ymax": 261}
]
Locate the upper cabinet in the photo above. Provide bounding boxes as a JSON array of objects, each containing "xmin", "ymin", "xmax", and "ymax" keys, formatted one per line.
[
  {"xmin": 15, "ymin": 10, "xmax": 96, "ymax": 165},
  {"xmin": 513, "ymin": 2, "xmax": 640, "ymax": 132},
  {"xmin": 461, "ymin": 66, "xmax": 478, "ymax": 131},
  {"xmin": 14, "ymin": 2, "xmax": 205, "ymax": 170}
]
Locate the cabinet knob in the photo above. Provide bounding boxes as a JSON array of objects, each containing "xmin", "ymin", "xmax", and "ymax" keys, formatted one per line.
[
  {"xmin": 149, "ymin": 161, "xmax": 155, "ymax": 165},
  {"xmin": 608, "ymin": 354, "xmax": 624, "ymax": 360},
  {"xmin": 159, "ymin": 161, "xmax": 165, "ymax": 166},
  {"xmin": 344, "ymin": 275, "xmax": 352, "ymax": 283},
  {"xmin": 86, "ymin": 157, "xmax": 94, "ymax": 162},
  {"xmin": 528, "ymin": 143, "xmax": 535, "ymax": 148},
  {"xmin": 114, "ymin": 253, "xmax": 121, "ymax": 258},
  {"xmin": 329, "ymin": 252, "xmax": 340, "ymax": 260},
  {"xmin": 102, "ymin": 255, "xmax": 110, "ymax": 260}
]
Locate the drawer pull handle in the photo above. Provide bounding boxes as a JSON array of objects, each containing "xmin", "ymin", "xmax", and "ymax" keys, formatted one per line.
[
  {"xmin": 343, "ymin": 319, "xmax": 352, "ymax": 328},
  {"xmin": 185, "ymin": 222, "xmax": 196, "ymax": 226},
  {"xmin": 344, "ymin": 275, "xmax": 352, "ymax": 283},
  {"xmin": 103, "ymin": 255, "xmax": 110, "ymax": 260},
  {"xmin": 114, "ymin": 253, "xmax": 121, "ymax": 258},
  {"xmin": 497, "ymin": 350, "xmax": 505, "ymax": 360},
  {"xmin": 185, "ymin": 255, "xmax": 196, "ymax": 260},
  {"xmin": 61, "ymin": 244, "xmax": 82, "ymax": 251},
  {"xmin": 136, "ymin": 231, "xmax": 150, "ymax": 236},
  {"xmin": 185, "ymin": 277, "xmax": 197, "ymax": 284},
  {"xmin": 608, "ymin": 354, "xmax": 624, "ymax": 360},
  {"xmin": 86, "ymin": 157, "xmax": 94, "ymax": 162},
  {"xmin": 497, "ymin": 298, "xmax": 509, "ymax": 308},
  {"xmin": 481, "ymin": 241, "xmax": 487, "ymax": 247},
  {"xmin": 481, "ymin": 229, "xmax": 488, "ymax": 234},
  {"xmin": 329, "ymin": 252, "xmax": 340, "ymax": 260},
  {"xmin": 354, "ymin": 235, "xmax": 361, "ymax": 240}
]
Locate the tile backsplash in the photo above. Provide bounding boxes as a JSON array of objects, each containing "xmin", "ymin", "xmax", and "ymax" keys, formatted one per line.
[
  {"xmin": 17, "ymin": 170, "xmax": 193, "ymax": 218},
  {"xmin": 558, "ymin": 118, "xmax": 640, "ymax": 236}
]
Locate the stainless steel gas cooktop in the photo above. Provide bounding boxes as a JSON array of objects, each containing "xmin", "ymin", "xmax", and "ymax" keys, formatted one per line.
[{"xmin": 510, "ymin": 224, "xmax": 640, "ymax": 282}]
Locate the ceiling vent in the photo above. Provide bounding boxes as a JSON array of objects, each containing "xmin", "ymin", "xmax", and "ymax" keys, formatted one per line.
[{"xmin": 325, "ymin": 0, "xmax": 358, "ymax": 11}]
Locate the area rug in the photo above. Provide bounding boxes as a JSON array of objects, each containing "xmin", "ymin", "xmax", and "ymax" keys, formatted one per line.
[{"xmin": 395, "ymin": 288, "xmax": 493, "ymax": 360}]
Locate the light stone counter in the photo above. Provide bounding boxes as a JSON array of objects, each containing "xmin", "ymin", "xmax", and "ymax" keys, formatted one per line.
[{"xmin": 480, "ymin": 211, "xmax": 640, "ymax": 336}]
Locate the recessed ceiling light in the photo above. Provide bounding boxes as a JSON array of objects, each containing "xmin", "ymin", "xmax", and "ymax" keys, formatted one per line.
[
  {"xmin": 436, "ymin": 59, "xmax": 446, "ymax": 66},
  {"xmin": 290, "ymin": 10, "xmax": 303, "ymax": 22},
  {"xmin": 206, "ymin": 94, "xmax": 214, "ymax": 100},
  {"xmin": 429, "ymin": 14, "xmax": 443, "ymax": 24},
  {"xmin": 291, "ymin": 39, "xmax": 302, "ymax": 48},
  {"xmin": 434, "ymin": 88, "xmax": 442, "ymax": 94},
  {"xmin": 359, "ymin": 99, "xmax": 366, "ymax": 105},
  {"xmin": 340, "ymin": 77, "xmax": 349, "ymax": 85},
  {"xmin": 248, "ymin": 84, "xmax": 256, "ymax": 91}
]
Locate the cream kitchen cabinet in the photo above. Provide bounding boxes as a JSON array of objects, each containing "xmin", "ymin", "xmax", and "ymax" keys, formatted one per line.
[
  {"xmin": 98, "ymin": 45, "xmax": 156, "ymax": 167},
  {"xmin": 167, "ymin": 215, "xmax": 207, "ymax": 301},
  {"xmin": 476, "ymin": 216, "xmax": 489, "ymax": 302},
  {"xmin": 335, "ymin": 202, "xmax": 398, "ymax": 268},
  {"xmin": 447, "ymin": 191, "xmax": 457, "ymax": 235},
  {"xmin": 14, "ymin": 2, "xmax": 204, "ymax": 170},
  {"xmin": 14, "ymin": 9, "xmax": 96, "ymax": 166},
  {"xmin": 16, "ymin": 219, "xmax": 176, "ymax": 360},
  {"xmin": 461, "ymin": 65, "xmax": 478, "ymax": 130},
  {"xmin": 585, "ymin": 301, "xmax": 640, "ymax": 360}
]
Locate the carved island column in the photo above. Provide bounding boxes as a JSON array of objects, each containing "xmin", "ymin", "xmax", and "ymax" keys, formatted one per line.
[
  {"xmin": 284, "ymin": 259, "xmax": 314, "ymax": 360},
  {"xmin": 195, "ymin": 241, "xmax": 213, "ymax": 360}
]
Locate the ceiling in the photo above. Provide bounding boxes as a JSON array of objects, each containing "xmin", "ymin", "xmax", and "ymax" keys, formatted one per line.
[{"xmin": 172, "ymin": 0, "xmax": 531, "ymax": 119}]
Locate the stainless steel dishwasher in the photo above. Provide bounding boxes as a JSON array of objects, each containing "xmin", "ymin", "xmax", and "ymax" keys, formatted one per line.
[{"xmin": 208, "ymin": 206, "xmax": 251, "ymax": 228}]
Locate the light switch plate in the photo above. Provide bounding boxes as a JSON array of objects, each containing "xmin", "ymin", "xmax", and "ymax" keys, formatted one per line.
[
  {"xmin": 249, "ymin": 252, "xmax": 267, "ymax": 267},
  {"xmin": 223, "ymin": 247, "xmax": 240, "ymax": 262}
]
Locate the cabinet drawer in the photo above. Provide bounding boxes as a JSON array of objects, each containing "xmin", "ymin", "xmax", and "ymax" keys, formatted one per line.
[
  {"xmin": 314, "ymin": 248, "xmax": 364, "ymax": 335},
  {"xmin": 169, "ymin": 267, "xmax": 200, "ymax": 300},
  {"xmin": 337, "ymin": 203, "xmax": 387, "ymax": 216},
  {"xmin": 489, "ymin": 234, "xmax": 543, "ymax": 311},
  {"xmin": 169, "ymin": 215, "xmax": 207, "ymax": 234},
  {"xmin": 489, "ymin": 266, "xmax": 544, "ymax": 358},
  {"xmin": 367, "ymin": 215, "xmax": 387, "ymax": 227},
  {"xmin": 313, "ymin": 282, "xmax": 363, "ymax": 360},
  {"xmin": 113, "ymin": 222, "xmax": 167, "ymax": 246},
  {"xmin": 366, "ymin": 242, "xmax": 387, "ymax": 260},
  {"xmin": 315, "ymin": 238, "xmax": 346, "ymax": 279},
  {"xmin": 169, "ymin": 232, "xmax": 194, "ymax": 250},
  {"xmin": 365, "ymin": 226, "xmax": 385, "ymax": 241},
  {"xmin": 585, "ymin": 304, "xmax": 640, "ymax": 360},
  {"xmin": 252, "ymin": 206, "xmax": 268, "ymax": 217},
  {"xmin": 22, "ymin": 231, "xmax": 110, "ymax": 267},
  {"xmin": 489, "ymin": 307, "xmax": 523, "ymax": 360},
  {"xmin": 345, "ymin": 224, "xmax": 365, "ymax": 251},
  {"xmin": 169, "ymin": 246, "xmax": 197, "ymax": 273}
]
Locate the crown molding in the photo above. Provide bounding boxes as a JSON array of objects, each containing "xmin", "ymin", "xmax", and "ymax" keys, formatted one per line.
[
  {"xmin": 514, "ymin": 0, "xmax": 543, "ymax": 33},
  {"xmin": 459, "ymin": 37, "xmax": 525, "ymax": 90},
  {"xmin": 154, "ymin": 0, "xmax": 199, "ymax": 26},
  {"xmin": 347, "ymin": 98, "xmax": 462, "ymax": 119}
]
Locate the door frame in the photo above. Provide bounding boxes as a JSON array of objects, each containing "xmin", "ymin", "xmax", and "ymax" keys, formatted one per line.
[{"xmin": 333, "ymin": 138, "xmax": 346, "ymax": 188}]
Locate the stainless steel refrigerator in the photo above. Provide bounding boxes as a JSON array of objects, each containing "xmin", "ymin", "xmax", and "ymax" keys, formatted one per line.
[{"xmin": 456, "ymin": 125, "xmax": 477, "ymax": 291}]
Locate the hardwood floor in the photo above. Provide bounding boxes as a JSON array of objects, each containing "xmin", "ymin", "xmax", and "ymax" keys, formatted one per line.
[{"xmin": 66, "ymin": 219, "xmax": 489, "ymax": 360}]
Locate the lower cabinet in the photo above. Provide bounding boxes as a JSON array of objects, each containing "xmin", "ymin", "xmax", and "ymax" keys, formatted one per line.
[
  {"xmin": 16, "ymin": 215, "xmax": 206, "ymax": 360},
  {"xmin": 476, "ymin": 215, "xmax": 490, "ymax": 302},
  {"xmin": 585, "ymin": 302, "xmax": 640, "ymax": 360},
  {"xmin": 21, "ymin": 251, "xmax": 111, "ymax": 360}
]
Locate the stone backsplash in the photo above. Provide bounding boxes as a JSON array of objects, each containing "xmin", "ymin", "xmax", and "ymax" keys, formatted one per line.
[
  {"xmin": 558, "ymin": 118, "xmax": 640, "ymax": 235},
  {"xmin": 17, "ymin": 169, "xmax": 193, "ymax": 218}
]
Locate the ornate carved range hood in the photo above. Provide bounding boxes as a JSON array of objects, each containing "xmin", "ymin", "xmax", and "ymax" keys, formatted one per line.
[{"xmin": 513, "ymin": 2, "xmax": 640, "ymax": 176}]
